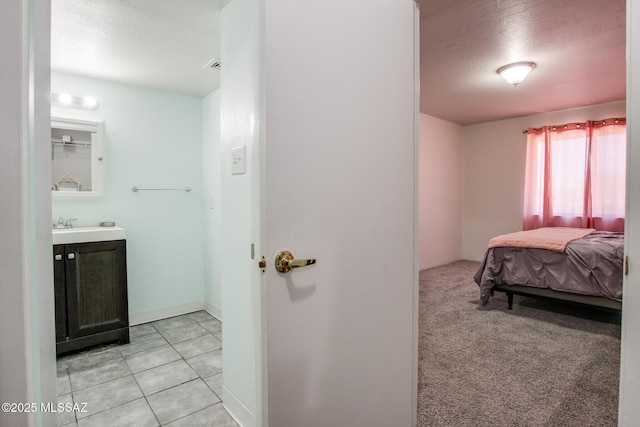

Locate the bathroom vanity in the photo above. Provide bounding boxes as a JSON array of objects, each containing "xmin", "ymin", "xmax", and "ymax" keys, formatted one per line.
[{"xmin": 53, "ymin": 227, "xmax": 129, "ymax": 355}]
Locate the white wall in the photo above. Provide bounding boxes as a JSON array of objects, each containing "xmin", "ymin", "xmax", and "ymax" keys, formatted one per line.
[
  {"xmin": 202, "ymin": 89, "xmax": 223, "ymax": 318},
  {"xmin": 51, "ymin": 72, "xmax": 206, "ymax": 323},
  {"xmin": 0, "ymin": 1, "xmax": 57, "ymax": 426},
  {"xmin": 462, "ymin": 101, "xmax": 626, "ymax": 261},
  {"xmin": 419, "ymin": 113, "xmax": 464, "ymax": 270},
  {"xmin": 0, "ymin": 10, "xmax": 31, "ymax": 426}
]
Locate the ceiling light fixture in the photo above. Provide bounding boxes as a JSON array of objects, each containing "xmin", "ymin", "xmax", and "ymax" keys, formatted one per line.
[
  {"xmin": 497, "ymin": 61, "xmax": 536, "ymax": 87},
  {"xmin": 52, "ymin": 92, "xmax": 99, "ymax": 110}
]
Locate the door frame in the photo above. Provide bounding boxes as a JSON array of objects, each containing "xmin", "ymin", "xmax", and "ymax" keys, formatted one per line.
[
  {"xmin": 411, "ymin": 2, "xmax": 421, "ymax": 426},
  {"xmin": 618, "ymin": 0, "xmax": 640, "ymax": 423}
]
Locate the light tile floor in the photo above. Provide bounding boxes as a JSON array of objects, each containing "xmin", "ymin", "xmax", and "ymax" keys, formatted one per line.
[{"xmin": 56, "ymin": 311, "xmax": 239, "ymax": 427}]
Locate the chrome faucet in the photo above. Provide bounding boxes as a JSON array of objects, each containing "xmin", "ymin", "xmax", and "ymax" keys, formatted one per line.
[{"xmin": 54, "ymin": 217, "xmax": 77, "ymax": 229}]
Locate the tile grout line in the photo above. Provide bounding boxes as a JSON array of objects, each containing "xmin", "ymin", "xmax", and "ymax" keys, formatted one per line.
[
  {"xmin": 152, "ymin": 318, "xmax": 224, "ymax": 400},
  {"xmin": 146, "ymin": 317, "xmax": 223, "ymax": 425},
  {"xmin": 58, "ymin": 311, "xmax": 224, "ymax": 426},
  {"xmin": 128, "ymin": 361, "xmax": 162, "ymax": 427},
  {"xmin": 158, "ymin": 401, "xmax": 226, "ymax": 427}
]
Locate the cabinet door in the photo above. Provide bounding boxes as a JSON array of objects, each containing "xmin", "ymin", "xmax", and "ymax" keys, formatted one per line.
[
  {"xmin": 65, "ymin": 240, "xmax": 128, "ymax": 338},
  {"xmin": 53, "ymin": 245, "xmax": 68, "ymax": 342}
]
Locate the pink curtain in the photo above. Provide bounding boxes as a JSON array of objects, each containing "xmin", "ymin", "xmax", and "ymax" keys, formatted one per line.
[{"xmin": 523, "ymin": 118, "xmax": 626, "ymax": 232}]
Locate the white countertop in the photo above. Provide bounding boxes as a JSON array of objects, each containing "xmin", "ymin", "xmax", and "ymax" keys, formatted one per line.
[{"xmin": 52, "ymin": 226, "xmax": 126, "ymax": 245}]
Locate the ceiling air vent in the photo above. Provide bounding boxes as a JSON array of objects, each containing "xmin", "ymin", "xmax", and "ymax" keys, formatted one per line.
[{"xmin": 203, "ymin": 57, "xmax": 221, "ymax": 70}]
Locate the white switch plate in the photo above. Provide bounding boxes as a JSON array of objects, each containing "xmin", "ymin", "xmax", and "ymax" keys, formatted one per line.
[
  {"xmin": 232, "ymin": 145, "xmax": 247, "ymax": 175},
  {"xmin": 209, "ymin": 193, "xmax": 215, "ymax": 209}
]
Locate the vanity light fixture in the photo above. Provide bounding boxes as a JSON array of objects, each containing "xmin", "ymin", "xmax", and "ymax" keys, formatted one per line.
[
  {"xmin": 497, "ymin": 61, "xmax": 536, "ymax": 87},
  {"xmin": 58, "ymin": 92, "xmax": 73, "ymax": 105},
  {"xmin": 82, "ymin": 96, "xmax": 98, "ymax": 109},
  {"xmin": 52, "ymin": 91, "xmax": 99, "ymax": 110}
]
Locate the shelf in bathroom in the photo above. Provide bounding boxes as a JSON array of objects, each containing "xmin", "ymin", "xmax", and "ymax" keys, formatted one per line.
[{"xmin": 52, "ymin": 226, "xmax": 126, "ymax": 245}]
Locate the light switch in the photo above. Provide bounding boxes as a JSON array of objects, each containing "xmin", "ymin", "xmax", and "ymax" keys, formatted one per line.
[
  {"xmin": 232, "ymin": 146, "xmax": 247, "ymax": 175},
  {"xmin": 209, "ymin": 193, "xmax": 215, "ymax": 209}
]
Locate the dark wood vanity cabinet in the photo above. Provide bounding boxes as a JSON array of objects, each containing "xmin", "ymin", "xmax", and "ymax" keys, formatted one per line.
[{"xmin": 54, "ymin": 240, "xmax": 129, "ymax": 355}]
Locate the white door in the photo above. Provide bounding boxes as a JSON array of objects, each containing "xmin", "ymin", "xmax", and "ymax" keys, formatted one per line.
[
  {"xmin": 262, "ymin": 1, "xmax": 418, "ymax": 425},
  {"xmin": 619, "ymin": 1, "xmax": 640, "ymax": 423}
]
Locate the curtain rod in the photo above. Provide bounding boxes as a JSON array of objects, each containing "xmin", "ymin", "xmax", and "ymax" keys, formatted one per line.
[{"xmin": 522, "ymin": 118, "xmax": 625, "ymax": 134}]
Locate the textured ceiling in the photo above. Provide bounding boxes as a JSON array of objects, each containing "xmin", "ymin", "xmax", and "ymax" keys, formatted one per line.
[
  {"xmin": 51, "ymin": 0, "xmax": 223, "ymax": 98},
  {"xmin": 52, "ymin": 0, "xmax": 626, "ymax": 122},
  {"xmin": 420, "ymin": 0, "xmax": 626, "ymax": 125}
]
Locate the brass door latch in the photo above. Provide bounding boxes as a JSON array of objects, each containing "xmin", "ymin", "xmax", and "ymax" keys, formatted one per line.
[
  {"xmin": 625, "ymin": 255, "xmax": 629, "ymax": 276},
  {"xmin": 259, "ymin": 255, "xmax": 266, "ymax": 273}
]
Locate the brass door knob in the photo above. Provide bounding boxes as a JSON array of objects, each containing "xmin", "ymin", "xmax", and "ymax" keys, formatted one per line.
[{"xmin": 275, "ymin": 250, "xmax": 316, "ymax": 273}]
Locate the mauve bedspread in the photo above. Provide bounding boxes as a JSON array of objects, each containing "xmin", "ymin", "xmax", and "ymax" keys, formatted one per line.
[{"xmin": 474, "ymin": 231, "xmax": 624, "ymax": 305}]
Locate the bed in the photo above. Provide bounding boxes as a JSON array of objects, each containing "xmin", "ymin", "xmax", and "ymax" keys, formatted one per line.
[{"xmin": 474, "ymin": 227, "xmax": 624, "ymax": 311}]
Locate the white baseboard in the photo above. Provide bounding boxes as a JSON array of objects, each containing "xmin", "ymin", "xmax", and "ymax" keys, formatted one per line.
[
  {"xmin": 223, "ymin": 385, "xmax": 254, "ymax": 427},
  {"xmin": 129, "ymin": 300, "xmax": 205, "ymax": 325},
  {"xmin": 204, "ymin": 301, "xmax": 222, "ymax": 322}
]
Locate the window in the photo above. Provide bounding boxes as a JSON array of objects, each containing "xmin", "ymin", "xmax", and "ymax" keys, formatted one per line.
[{"xmin": 523, "ymin": 118, "xmax": 626, "ymax": 232}]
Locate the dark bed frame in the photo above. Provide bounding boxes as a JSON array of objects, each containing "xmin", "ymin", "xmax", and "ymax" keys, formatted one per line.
[{"xmin": 491, "ymin": 283, "xmax": 622, "ymax": 312}]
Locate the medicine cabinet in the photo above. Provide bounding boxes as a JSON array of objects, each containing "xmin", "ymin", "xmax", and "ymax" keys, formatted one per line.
[{"xmin": 51, "ymin": 116, "xmax": 105, "ymax": 198}]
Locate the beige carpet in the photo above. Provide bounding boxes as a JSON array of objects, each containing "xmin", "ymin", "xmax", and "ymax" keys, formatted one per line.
[{"xmin": 418, "ymin": 260, "xmax": 621, "ymax": 427}]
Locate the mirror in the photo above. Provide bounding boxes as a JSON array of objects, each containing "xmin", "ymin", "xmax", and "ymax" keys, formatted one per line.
[{"xmin": 51, "ymin": 115, "xmax": 104, "ymax": 198}]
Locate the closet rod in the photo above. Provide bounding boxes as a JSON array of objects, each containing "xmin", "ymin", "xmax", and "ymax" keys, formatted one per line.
[{"xmin": 132, "ymin": 187, "xmax": 191, "ymax": 192}]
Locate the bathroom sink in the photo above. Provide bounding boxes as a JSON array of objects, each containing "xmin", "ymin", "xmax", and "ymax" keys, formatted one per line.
[{"xmin": 52, "ymin": 226, "xmax": 126, "ymax": 245}]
